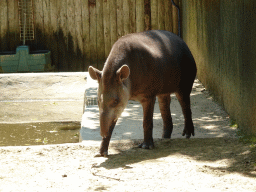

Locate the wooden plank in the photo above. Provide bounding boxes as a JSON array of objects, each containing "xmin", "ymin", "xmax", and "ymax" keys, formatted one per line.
[
  {"xmin": 67, "ymin": 0, "xmax": 76, "ymax": 71},
  {"xmin": 0, "ymin": 0, "xmax": 8, "ymax": 51},
  {"xmin": 103, "ymin": 0, "xmax": 111, "ymax": 59},
  {"xmin": 110, "ymin": 0, "xmax": 117, "ymax": 48},
  {"xmin": 136, "ymin": 0, "xmax": 144, "ymax": 32},
  {"xmin": 43, "ymin": 0, "xmax": 51, "ymax": 49},
  {"xmin": 158, "ymin": 0, "xmax": 165, "ymax": 30},
  {"xmin": 7, "ymin": 0, "xmax": 16, "ymax": 50},
  {"xmin": 58, "ymin": 0, "xmax": 68, "ymax": 71},
  {"xmin": 0, "ymin": 1, "xmax": 1, "ymax": 51},
  {"xmin": 172, "ymin": 0, "xmax": 179, "ymax": 35},
  {"xmin": 89, "ymin": 1, "xmax": 97, "ymax": 67},
  {"xmin": 14, "ymin": 0, "xmax": 20, "ymax": 49},
  {"xmin": 144, "ymin": 0, "xmax": 151, "ymax": 31},
  {"xmin": 164, "ymin": 0, "xmax": 172, "ymax": 32},
  {"xmin": 151, "ymin": 0, "xmax": 158, "ymax": 30},
  {"xmin": 34, "ymin": 0, "xmax": 45, "ymax": 50},
  {"xmin": 75, "ymin": 0, "xmax": 83, "ymax": 71},
  {"xmin": 49, "ymin": 0, "xmax": 59, "ymax": 70},
  {"xmin": 123, "ymin": 0, "xmax": 130, "ymax": 35},
  {"xmin": 96, "ymin": 0, "xmax": 105, "ymax": 69},
  {"xmin": 129, "ymin": 0, "xmax": 136, "ymax": 33},
  {"xmin": 117, "ymin": 0, "xmax": 124, "ymax": 39},
  {"xmin": 82, "ymin": 0, "xmax": 90, "ymax": 70}
]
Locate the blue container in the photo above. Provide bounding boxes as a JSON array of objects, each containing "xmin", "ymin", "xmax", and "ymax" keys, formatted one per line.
[{"xmin": 0, "ymin": 46, "xmax": 51, "ymax": 73}]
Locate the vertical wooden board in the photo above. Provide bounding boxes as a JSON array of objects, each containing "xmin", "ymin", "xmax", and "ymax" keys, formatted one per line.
[
  {"xmin": 103, "ymin": 0, "xmax": 111, "ymax": 59},
  {"xmin": 89, "ymin": 2, "xmax": 97, "ymax": 67},
  {"xmin": 123, "ymin": 0, "xmax": 130, "ymax": 35},
  {"xmin": 34, "ymin": 0, "xmax": 45, "ymax": 50},
  {"xmin": 239, "ymin": 0, "xmax": 256, "ymax": 133},
  {"xmin": 96, "ymin": 0, "xmax": 105, "ymax": 69},
  {"xmin": 49, "ymin": 0, "xmax": 59, "ymax": 70},
  {"xmin": 248, "ymin": 0, "xmax": 256, "ymax": 134},
  {"xmin": 43, "ymin": 0, "xmax": 51, "ymax": 49},
  {"xmin": 67, "ymin": 0, "xmax": 76, "ymax": 71},
  {"xmin": 110, "ymin": 0, "xmax": 117, "ymax": 48},
  {"xmin": 50, "ymin": 0, "xmax": 58, "ymax": 33},
  {"xmin": 189, "ymin": 0, "xmax": 198, "ymax": 70},
  {"xmin": 58, "ymin": 0, "xmax": 68, "ymax": 71},
  {"xmin": 75, "ymin": 0, "xmax": 83, "ymax": 71},
  {"xmin": 164, "ymin": 0, "xmax": 172, "ymax": 32},
  {"xmin": 144, "ymin": 0, "xmax": 151, "ymax": 31},
  {"xmin": 178, "ymin": 0, "xmax": 182, "ymax": 35},
  {"xmin": 181, "ymin": 0, "xmax": 190, "ymax": 42},
  {"xmin": 7, "ymin": 0, "xmax": 16, "ymax": 50},
  {"xmin": 157, "ymin": 0, "xmax": 165, "ymax": 30},
  {"xmin": 82, "ymin": 0, "xmax": 90, "ymax": 70},
  {"xmin": 117, "ymin": 0, "xmax": 124, "ymax": 39},
  {"xmin": 0, "ymin": 0, "xmax": 8, "ymax": 51},
  {"xmin": 0, "ymin": 1, "xmax": 1, "ymax": 50},
  {"xmin": 172, "ymin": 0, "xmax": 179, "ymax": 35},
  {"xmin": 206, "ymin": 0, "xmax": 222, "ymax": 101},
  {"xmin": 220, "ymin": 0, "xmax": 232, "ymax": 113},
  {"xmin": 129, "ymin": 0, "xmax": 136, "ymax": 33},
  {"xmin": 136, "ymin": 0, "xmax": 144, "ymax": 32},
  {"xmin": 150, "ymin": 0, "xmax": 158, "ymax": 30},
  {"xmin": 14, "ymin": 0, "xmax": 20, "ymax": 49},
  {"xmin": 221, "ymin": 0, "xmax": 238, "ymax": 124}
]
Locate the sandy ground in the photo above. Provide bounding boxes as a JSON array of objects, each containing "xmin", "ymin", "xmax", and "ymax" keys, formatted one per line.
[{"xmin": 0, "ymin": 73, "xmax": 255, "ymax": 192}]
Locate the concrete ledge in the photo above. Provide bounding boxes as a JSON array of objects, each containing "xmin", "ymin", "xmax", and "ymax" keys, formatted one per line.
[{"xmin": 0, "ymin": 72, "xmax": 87, "ymax": 123}]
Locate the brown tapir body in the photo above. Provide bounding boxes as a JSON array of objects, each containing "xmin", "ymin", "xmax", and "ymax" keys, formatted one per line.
[{"xmin": 88, "ymin": 30, "xmax": 197, "ymax": 156}]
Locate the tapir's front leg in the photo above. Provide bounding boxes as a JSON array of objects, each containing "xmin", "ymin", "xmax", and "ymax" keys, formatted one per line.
[
  {"xmin": 99, "ymin": 121, "xmax": 116, "ymax": 157},
  {"xmin": 138, "ymin": 96, "xmax": 156, "ymax": 149}
]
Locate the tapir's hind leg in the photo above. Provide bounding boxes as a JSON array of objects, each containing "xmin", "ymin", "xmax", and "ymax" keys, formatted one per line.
[
  {"xmin": 157, "ymin": 94, "xmax": 173, "ymax": 139},
  {"xmin": 175, "ymin": 91, "xmax": 195, "ymax": 138}
]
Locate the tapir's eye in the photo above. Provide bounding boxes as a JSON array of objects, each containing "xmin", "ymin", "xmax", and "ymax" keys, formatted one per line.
[{"xmin": 111, "ymin": 98, "xmax": 119, "ymax": 107}]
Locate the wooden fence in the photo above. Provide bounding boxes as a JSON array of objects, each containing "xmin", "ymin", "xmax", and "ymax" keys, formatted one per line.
[
  {"xmin": 0, "ymin": 0, "xmax": 180, "ymax": 71},
  {"xmin": 182, "ymin": 0, "xmax": 256, "ymax": 135}
]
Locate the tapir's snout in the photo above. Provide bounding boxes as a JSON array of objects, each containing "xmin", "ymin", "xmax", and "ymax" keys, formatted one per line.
[{"xmin": 100, "ymin": 110, "xmax": 116, "ymax": 138}]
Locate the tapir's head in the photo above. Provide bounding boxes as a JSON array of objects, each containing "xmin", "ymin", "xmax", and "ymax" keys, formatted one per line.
[{"xmin": 88, "ymin": 65, "xmax": 130, "ymax": 138}]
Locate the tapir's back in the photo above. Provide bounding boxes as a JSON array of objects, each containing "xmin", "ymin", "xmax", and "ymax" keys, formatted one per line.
[{"xmin": 105, "ymin": 30, "xmax": 197, "ymax": 98}]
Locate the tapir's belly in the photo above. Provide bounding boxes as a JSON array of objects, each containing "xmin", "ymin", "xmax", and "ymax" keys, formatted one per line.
[{"xmin": 129, "ymin": 65, "xmax": 183, "ymax": 100}]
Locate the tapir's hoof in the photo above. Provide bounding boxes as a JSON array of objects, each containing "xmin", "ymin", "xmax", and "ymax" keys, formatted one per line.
[
  {"xmin": 182, "ymin": 130, "xmax": 195, "ymax": 139},
  {"xmin": 95, "ymin": 151, "xmax": 108, "ymax": 157},
  {"xmin": 138, "ymin": 141, "xmax": 154, "ymax": 149},
  {"xmin": 162, "ymin": 130, "xmax": 172, "ymax": 139}
]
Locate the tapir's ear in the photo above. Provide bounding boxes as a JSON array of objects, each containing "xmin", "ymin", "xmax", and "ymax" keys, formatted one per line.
[
  {"xmin": 88, "ymin": 66, "xmax": 102, "ymax": 81},
  {"xmin": 116, "ymin": 64, "xmax": 130, "ymax": 82}
]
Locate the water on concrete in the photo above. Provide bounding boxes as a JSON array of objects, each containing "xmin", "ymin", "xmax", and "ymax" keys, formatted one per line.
[
  {"xmin": 0, "ymin": 72, "xmax": 86, "ymax": 146},
  {"xmin": 0, "ymin": 122, "xmax": 80, "ymax": 146}
]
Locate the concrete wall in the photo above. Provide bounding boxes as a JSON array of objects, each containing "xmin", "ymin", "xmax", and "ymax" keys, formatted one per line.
[{"xmin": 182, "ymin": 0, "xmax": 256, "ymax": 135}]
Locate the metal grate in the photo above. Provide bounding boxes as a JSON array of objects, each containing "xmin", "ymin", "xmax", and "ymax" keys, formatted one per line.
[
  {"xmin": 18, "ymin": 0, "xmax": 35, "ymax": 45},
  {"xmin": 85, "ymin": 97, "xmax": 98, "ymax": 106}
]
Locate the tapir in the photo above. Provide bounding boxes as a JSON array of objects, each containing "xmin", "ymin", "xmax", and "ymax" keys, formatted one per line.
[{"xmin": 88, "ymin": 30, "xmax": 197, "ymax": 156}]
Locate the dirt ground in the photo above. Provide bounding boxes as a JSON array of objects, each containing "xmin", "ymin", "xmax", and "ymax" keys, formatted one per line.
[
  {"xmin": 0, "ymin": 73, "xmax": 255, "ymax": 191},
  {"xmin": 0, "ymin": 138, "xmax": 255, "ymax": 192}
]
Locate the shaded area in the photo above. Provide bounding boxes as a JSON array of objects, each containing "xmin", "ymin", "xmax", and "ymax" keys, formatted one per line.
[
  {"xmin": 81, "ymin": 79, "xmax": 237, "ymax": 142},
  {"xmin": 182, "ymin": 0, "xmax": 256, "ymax": 135},
  {"xmin": 97, "ymin": 138, "xmax": 256, "ymax": 178},
  {"xmin": 0, "ymin": 122, "xmax": 80, "ymax": 146}
]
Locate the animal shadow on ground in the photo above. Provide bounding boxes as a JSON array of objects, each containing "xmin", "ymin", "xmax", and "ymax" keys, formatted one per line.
[{"xmin": 96, "ymin": 138, "xmax": 256, "ymax": 178}]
